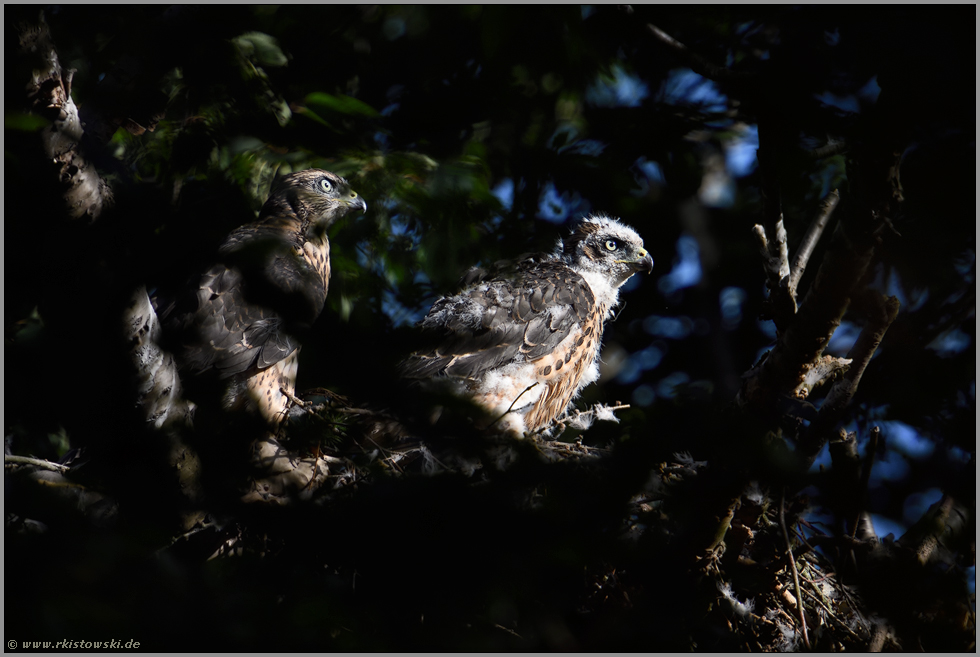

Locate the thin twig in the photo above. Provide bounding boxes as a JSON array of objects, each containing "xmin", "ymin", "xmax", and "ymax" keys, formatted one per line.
[
  {"xmin": 798, "ymin": 582, "xmax": 866, "ymax": 642},
  {"xmin": 780, "ymin": 490, "xmax": 810, "ymax": 649},
  {"xmin": 280, "ymin": 387, "xmax": 311, "ymax": 409},
  {"xmin": 490, "ymin": 382, "xmax": 539, "ymax": 429},
  {"xmin": 4, "ymin": 454, "xmax": 70, "ymax": 473},
  {"xmin": 788, "ymin": 189, "xmax": 839, "ymax": 297},
  {"xmin": 362, "ymin": 436, "xmax": 411, "ymax": 474},
  {"xmin": 535, "ymin": 440, "xmax": 610, "ymax": 459},
  {"xmin": 159, "ymin": 521, "xmax": 217, "ymax": 555},
  {"xmin": 493, "ymin": 623, "xmax": 523, "ymax": 640}
]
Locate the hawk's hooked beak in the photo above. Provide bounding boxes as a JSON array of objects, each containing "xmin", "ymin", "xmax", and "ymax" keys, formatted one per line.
[
  {"xmin": 632, "ymin": 249, "xmax": 654, "ymax": 274},
  {"xmin": 347, "ymin": 194, "xmax": 368, "ymax": 214}
]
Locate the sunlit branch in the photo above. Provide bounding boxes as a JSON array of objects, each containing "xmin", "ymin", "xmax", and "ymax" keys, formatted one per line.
[
  {"xmin": 752, "ymin": 219, "xmax": 791, "ymax": 298},
  {"xmin": 4, "ymin": 454, "xmax": 70, "ymax": 474},
  {"xmin": 17, "ymin": 11, "xmax": 112, "ymax": 221},
  {"xmin": 788, "ymin": 190, "xmax": 839, "ymax": 298}
]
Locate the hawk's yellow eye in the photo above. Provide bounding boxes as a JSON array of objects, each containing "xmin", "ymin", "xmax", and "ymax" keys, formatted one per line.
[
  {"xmin": 605, "ymin": 239, "xmax": 619, "ymax": 251},
  {"xmin": 319, "ymin": 179, "xmax": 333, "ymax": 193}
]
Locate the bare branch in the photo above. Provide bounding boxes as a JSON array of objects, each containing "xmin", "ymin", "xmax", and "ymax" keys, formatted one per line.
[
  {"xmin": 739, "ymin": 222, "xmax": 880, "ymax": 417},
  {"xmin": 753, "ymin": 220, "xmax": 792, "ymax": 285},
  {"xmin": 280, "ymin": 387, "xmax": 312, "ymax": 409},
  {"xmin": 800, "ymin": 354, "xmax": 852, "ymax": 397},
  {"xmin": 788, "ymin": 190, "xmax": 840, "ymax": 297},
  {"xmin": 801, "ymin": 294, "xmax": 900, "ymax": 461},
  {"xmin": 753, "ymin": 113, "xmax": 804, "ymax": 328},
  {"xmin": 774, "ymin": 219, "xmax": 791, "ymax": 281},
  {"xmin": 17, "ymin": 12, "xmax": 113, "ymax": 221},
  {"xmin": 752, "ymin": 223, "xmax": 770, "ymax": 255},
  {"xmin": 5, "ymin": 455, "xmax": 70, "ymax": 474}
]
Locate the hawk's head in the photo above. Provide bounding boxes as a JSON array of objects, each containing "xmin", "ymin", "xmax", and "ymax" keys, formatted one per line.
[
  {"xmin": 561, "ymin": 214, "xmax": 653, "ymax": 291},
  {"xmin": 262, "ymin": 169, "xmax": 368, "ymax": 231}
]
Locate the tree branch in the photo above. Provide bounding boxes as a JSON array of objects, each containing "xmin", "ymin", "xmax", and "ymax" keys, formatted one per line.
[
  {"xmin": 17, "ymin": 12, "xmax": 113, "ymax": 221},
  {"xmin": 4, "ymin": 454, "xmax": 70, "ymax": 474},
  {"xmin": 896, "ymin": 494, "xmax": 969, "ymax": 566},
  {"xmin": 787, "ymin": 189, "xmax": 839, "ymax": 298},
  {"xmin": 739, "ymin": 220, "xmax": 880, "ymax": 419},
  {"xmin": 801, "ymin": 293, "xmax": 900, "ymax": 463},
  {"xmin": 753, "ymin": 107, "xmax": 803, "ymax": 328}
]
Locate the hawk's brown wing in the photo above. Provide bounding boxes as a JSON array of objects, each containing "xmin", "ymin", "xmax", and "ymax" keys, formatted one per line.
[
  {"xmin": 159, "ymin": 219, "xmax": 328, "ymax": 381},
  {"xmin": 400, "ymin": 256, "xmax": 596, "ymax": 380},
  {"xmin": 160, "ymin": 260, "xmax": 298, "ymax": 380}
]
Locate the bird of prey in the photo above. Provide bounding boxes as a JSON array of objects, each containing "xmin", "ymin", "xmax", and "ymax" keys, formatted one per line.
[
  {"xmin": 130, "ymin": 169, "xmax": 366, "ymax": 429},
  {"xmin": 399, "ymin": 214, "xmax": 653, "ymax": 435}
]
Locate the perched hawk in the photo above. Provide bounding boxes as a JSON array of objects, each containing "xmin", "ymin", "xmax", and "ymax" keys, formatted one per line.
[
  {"xmin": 136, "ymin": 169, "xmax": 366, "ymax": 428},
  {"xmin": 399, "ymin": 214, "xmax": 652, "ymax": 435}
]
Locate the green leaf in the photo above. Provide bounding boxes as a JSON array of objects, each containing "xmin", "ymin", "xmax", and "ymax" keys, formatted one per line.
[
  {"xmin": 233, "ymin": 31, "xmax": 289, "ymax": 67},
  {"xmin": 294, "ymin": 106, "xmax": 337, "ymax": 131},
  {"xmin": 305, "ymin": 92, "xmax": 380, "ymax": 118},
  {"xmin": 5, "ymin": 113, "xmax": 49, "ymax": 132}
]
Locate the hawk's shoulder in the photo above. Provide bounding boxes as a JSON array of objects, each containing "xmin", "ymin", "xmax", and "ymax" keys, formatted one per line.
[
  {"xmin": 399, "ymin": 252, "xmax": 596, "ymax": 381},
  {"xmin": 159, "ymin": 262, "xmax": 297, "ymax": 379}
]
